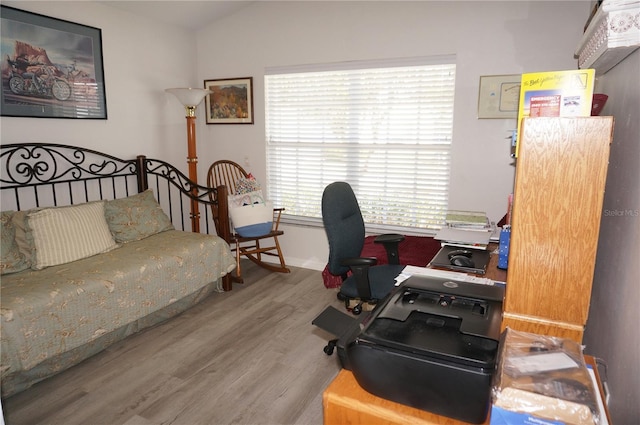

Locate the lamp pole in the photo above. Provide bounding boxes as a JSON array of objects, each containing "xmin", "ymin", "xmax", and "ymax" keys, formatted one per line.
[
  {"xmin": 166, "ymin": 88, "xmax": 211, "ymax": 233},
  {"xmin": 185, "ymin": 105, "xmax": 199, "ymax": 232}
]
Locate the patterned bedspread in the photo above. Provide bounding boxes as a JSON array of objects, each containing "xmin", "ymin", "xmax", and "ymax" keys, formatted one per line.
[{"xmin": 1, "ymin": 230, "xmax": 235, "ymax": 392}]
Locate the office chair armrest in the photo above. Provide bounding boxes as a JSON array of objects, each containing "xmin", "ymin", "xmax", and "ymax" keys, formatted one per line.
[
  {"xmin": 374, "ymin": 233, "xmax": 405, "ymax": 265},
  {"xmin": 341, "ymin": 257, "xmax": 378, "ymax": 268},
  {"xmin": 342, "ymin": 257, "xmax": 377, "ymax": 300},
  {"xmin": 374, "ymin": 234, "xmax": 404, "ymax": 244}
]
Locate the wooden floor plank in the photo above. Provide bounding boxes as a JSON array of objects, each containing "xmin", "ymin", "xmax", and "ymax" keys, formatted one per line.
[{"xmin": 2, "ymin": 261, "xmax": 345, "ymax": 425}]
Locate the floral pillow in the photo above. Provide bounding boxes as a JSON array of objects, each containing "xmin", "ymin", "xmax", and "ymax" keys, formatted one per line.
[
  {"xmin": 104, "ymin": 189, "xmax": 174, "ymax": 243},
  {"xmin": 235, "ymin": 173, "xmax": 261, "ymax": 195},
  {"xmin": 0, "ymin": 211, "xmax": 30, "ymax": 275}
]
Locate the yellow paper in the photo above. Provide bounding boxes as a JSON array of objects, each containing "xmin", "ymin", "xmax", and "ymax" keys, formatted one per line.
[{"xmin": 515, "ymin": 69, "xmax": 595, "ymax": 157}]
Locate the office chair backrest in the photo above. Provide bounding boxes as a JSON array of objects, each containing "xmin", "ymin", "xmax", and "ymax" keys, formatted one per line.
[{"xmin": 322, "ymin": 182, "xmax": 366, "ymax": 277}]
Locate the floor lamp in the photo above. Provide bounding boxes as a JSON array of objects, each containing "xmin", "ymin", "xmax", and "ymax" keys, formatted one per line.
[{"xmin": 165, "ymin": 87, "xmax": 211, "ymax": 233}]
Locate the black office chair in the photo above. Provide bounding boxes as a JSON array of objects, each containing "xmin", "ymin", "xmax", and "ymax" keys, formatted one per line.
[{"xmin": 322, "ymin": 181, "xmax": 406, "ymax": 315}]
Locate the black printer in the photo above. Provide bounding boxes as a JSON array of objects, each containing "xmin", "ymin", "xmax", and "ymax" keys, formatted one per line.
[{"xmin": 337, "ymin": 275, "xmax": 504, "ymax": 424}]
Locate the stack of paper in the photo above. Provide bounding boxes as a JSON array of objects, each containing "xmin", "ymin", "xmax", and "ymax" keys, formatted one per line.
[
  {"xmin": 434, "ymin": 226, "xmax": 492, "ymax": 250},
  {"xmin": 445, "ymin": 210, "xmax": 490, "ymax": 230}
]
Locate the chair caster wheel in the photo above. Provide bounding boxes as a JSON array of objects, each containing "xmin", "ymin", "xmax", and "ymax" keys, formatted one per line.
[
  {"xmin": 324, "ymin": 339, "xmax": 337, "ymax": 355},
  {"xmin": 352, "ymin": 303, "xmax": 362, "ymax": 315}
]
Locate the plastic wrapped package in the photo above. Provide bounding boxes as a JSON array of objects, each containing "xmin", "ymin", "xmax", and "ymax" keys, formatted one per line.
[{"xmin": 490, "ymin": 328, "xmax": 600, "ymax": 425}]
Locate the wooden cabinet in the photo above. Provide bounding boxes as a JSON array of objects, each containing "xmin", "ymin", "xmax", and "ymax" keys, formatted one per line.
[{"xmin": 503, "ymin": 117, "xmax": 614, "ymax": 342}]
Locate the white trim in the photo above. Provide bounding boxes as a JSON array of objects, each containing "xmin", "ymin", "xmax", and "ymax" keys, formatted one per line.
[{"xmin": 575, "ymin": 0, "xmax": 640, "ymax": 74}]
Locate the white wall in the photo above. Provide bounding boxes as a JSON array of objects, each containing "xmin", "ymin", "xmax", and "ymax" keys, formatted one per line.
[
  {"xmin": 0, "ymin": 0, "xmax": 202, "ymax": 178},
  {"xmin": 1, "ymin": 1, "xmax": 592, "ymax": 270},
  {"xmin": 194, "ymin": 1, "xmax": 591, "ymax": 270}
]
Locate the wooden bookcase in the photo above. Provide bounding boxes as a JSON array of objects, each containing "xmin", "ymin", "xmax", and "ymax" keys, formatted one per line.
[{"xmin": 503, "ymin": 117, "xmax": 614, "ymax": 343}]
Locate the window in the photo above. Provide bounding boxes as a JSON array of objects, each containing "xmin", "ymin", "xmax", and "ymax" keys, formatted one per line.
[{"xmin": 265, "ymin": 56, "xmax": 456, "ymax": 234}]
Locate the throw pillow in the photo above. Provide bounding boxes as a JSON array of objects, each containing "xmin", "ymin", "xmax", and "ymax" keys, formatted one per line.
[
  {"xmin": 227, "ymin": 190, "xmax": 273, "ymax": 237},
  {"xmin": 11, "ymin": 210, "xmax": 34, "ymax": 263},
  {"xmin": 27, "ymin": 201, "xmax": 118, "ymax": 270},
  {"xmin": 0, "ymin": 211, "xmax": 30, "ymax": 274},
  {"xmin": 235, "ymin": 174, "xmax": 261, "ymax": 195},
  {"xmin": 228, "ymin": 190, "xmax": 266, "ymax": 208},
  {"xmin": 104, "ymin": 189, "xmax": 174, "ymax": 243}
]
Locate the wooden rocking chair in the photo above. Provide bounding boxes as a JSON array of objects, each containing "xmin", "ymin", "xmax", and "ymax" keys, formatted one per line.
[{"xmin": 207, "ymin": 160, "xmax": 290, "ymax": 283}]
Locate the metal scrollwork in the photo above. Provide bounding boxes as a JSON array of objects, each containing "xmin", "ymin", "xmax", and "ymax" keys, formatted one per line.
[
  {"xmin": 144, "ymin": 158, "xmax": 217, "ymax": 205},
  {"xmin": 1, "ymin": 144, "xmax": 136, "ymax": 187}
]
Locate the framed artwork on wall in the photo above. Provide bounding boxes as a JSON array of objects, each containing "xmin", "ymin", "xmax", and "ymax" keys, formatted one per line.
[
  {"xmin": 204, "ymin": 77, "xmax": 254, "ymax": 124},
  {"xmin": 477, "ymin": 74, "xmax": 521, "ymax": 119},
  {"xmin": 0, "ymin": 6, "xmax": 107, "ymax": 119}
]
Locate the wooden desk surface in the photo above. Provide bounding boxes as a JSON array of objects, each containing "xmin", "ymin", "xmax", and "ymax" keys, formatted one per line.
[
  {"xmin": 322, "ymin": 357, "xmax": 606, "ymax": 425},
  {"xmin": 323, "ymin": 369, "xmax": 489, "ymax": 425},
  {"xmin": 427, "ymin": 243, "xmax": 507, "ymax": 284},
  {"xmin": 484, "ymin": 243, "xmax": 507, "ymax": 283}
]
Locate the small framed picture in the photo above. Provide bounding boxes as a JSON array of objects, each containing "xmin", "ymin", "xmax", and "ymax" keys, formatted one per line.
[
  {"xmin": 0, "ymin": 5, "xmax": 107, "ymax": 119},
  {"xmin": 204, "ymin": 77, "xmax": 254, "ymax": 124},
  {"xmin": 477, "ymin": 74, "xmax": 521, "ymax": 119}
]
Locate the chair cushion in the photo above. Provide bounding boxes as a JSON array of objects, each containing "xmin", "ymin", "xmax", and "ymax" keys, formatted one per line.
[{"xmin": 339, "ymin": 264, "xmax": 405, "ymax": 300}]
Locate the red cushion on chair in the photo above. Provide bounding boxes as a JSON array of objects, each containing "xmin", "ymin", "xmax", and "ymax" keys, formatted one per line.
[
  {"xmin": 322, "ymin": 235, "xmax": 441, "ymax": 288},
  {"xmin": 322, "ymin": 264, "xmax": 344, "ymax": 289}
]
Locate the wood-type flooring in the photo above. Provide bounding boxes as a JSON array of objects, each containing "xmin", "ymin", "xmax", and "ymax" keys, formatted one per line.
[{"xmin": 2, "ymin": 262, "xmax": 344, "ymax": 425}]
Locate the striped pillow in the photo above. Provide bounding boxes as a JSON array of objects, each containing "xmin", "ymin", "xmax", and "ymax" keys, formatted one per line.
[{"xmin": 27, "ymin": 201, "xmax": 118, "ymax": 269}]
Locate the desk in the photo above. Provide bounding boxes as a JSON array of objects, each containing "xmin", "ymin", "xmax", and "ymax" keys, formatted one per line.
[
  {"xmin": 322, "ymin": 356, "xmax": 608, "ymax": 425},
  {"xmin": 483, "ymin": 243, "xmax": 507, "ymax": 283},
  {"xmin": 323, "ymin": 368, "xmax": 487, "ymax": 425},
  {"xmin": 428, "ymin": 243, "xmax": 507, "ymax": 283}
]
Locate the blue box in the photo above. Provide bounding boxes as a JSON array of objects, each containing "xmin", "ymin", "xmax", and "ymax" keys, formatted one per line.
[
  {"xmin": 498, "ymin": 226, "xmax": 511, "ymax": 269},
  {"xmin": 490, "ymin": 405, "xmax": 566, "ymax": 425}
]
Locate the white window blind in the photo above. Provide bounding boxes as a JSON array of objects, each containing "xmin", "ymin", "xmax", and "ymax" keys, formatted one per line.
[{"xmin": 265, "ymin": 57, "xmax": 456, "ymax": 234}]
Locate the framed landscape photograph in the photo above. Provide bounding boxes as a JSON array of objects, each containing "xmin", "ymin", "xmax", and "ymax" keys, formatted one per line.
[
  {"xmin": 477, "ymin": 74, "xmax": 521, "ymax": 119},
  {"xmin": 0, "ymin": 6, "xmax": 107, "ymax": 119},
  {"xmin": 204, "ymin": 77, "xmax": 253, "ymax": 124}
]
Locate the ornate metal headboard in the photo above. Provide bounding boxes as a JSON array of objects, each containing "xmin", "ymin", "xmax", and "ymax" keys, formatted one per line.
[{"xmin": 0, "ymin": 143, "xmax": 228, "ymax": 237}]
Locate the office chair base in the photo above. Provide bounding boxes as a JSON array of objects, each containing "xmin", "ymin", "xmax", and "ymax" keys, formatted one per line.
[
  {"xmin": 345, "ymin": 298, "xmax": 376, "ymax": 314},
  {"xmin": 324, "ymin": 339, "xmax": 338, "ymax": 355}
]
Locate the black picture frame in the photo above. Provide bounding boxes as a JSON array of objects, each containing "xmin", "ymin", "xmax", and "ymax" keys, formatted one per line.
[{"xmin": 0, "ymin": 6, "xmax": 107, "ymax": 119}]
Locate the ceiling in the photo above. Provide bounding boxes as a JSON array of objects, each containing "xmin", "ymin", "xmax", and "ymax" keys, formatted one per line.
[{"xmin": 100, "ymin": 1, "xmax": 254, "ymax": 31}]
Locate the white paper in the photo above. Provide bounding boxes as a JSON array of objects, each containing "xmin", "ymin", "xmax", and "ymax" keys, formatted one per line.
[
  {"xmin": 434, "ymin": 227, "xmax": 492, "ymax": 245},
  {"xmin": 506, "ymin": 352, "xmax": 579, "ymax": 374},
  {"xmin": 395, "ymin": 265, "xmax": 496, "ymax": 286}
]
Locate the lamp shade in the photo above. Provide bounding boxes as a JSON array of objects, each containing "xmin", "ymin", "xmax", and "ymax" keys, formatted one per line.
[{"xmin": 165, "ymin": 88, "xmax": 211, "ymax": 107}]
